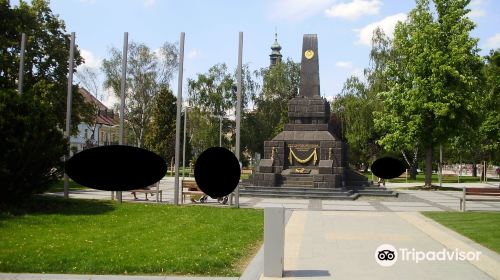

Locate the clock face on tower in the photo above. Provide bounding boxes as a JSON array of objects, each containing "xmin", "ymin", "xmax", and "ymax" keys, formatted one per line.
[{"xmin": 304, "ymin": 50, "xmax": 314, "ymax": 59}]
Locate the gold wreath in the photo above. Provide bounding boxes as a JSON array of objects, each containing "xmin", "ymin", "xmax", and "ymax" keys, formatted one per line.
[{"xmin": 288, "ymin": 148, "xmax": 317, "ymax": 165}]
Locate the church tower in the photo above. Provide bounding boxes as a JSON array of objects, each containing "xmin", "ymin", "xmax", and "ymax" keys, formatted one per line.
[{"xmin": 269, "ymin": 32, "xmax": 282, "ymax": 66}]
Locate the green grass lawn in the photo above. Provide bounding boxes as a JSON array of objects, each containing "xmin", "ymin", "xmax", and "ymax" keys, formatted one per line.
[
  {"xmin": 46, "ymin": 179, "xmax": 88, "ymax": 193},
  {"xmin": 0, "ymin": 196, "xmax": 263, "ymax": 276},
  {"xmin": 423, "ymin": 212, "xmax": 500, "ymax": 254}
]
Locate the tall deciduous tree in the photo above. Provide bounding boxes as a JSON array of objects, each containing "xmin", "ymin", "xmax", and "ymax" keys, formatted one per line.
[
  {"xmin": 102, "ymin": 41, "xmax": 178, "ymax": 148},
  {"xmin": 0, "ymin": 0, "xmax": 90, "ymax": 133},
  {"xmin": 255, "ymin": 58, "xmax": 300, "ymax": 136},
  {"xmin": 375, "ymin": 0, "xmax": 483, "ymax": 187},
  {"xmin": 479, "ymin": 49, "xmax": 500, "ymax": 163},
  {"xmin": 187, "ymin": 63, "xmax": 257, "ymax": 160},
  {"xmin": 144, "ymin": 85, "xmax": 177, "ymax": 161}
]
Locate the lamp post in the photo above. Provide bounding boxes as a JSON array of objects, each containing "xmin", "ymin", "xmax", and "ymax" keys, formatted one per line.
[
  {"xmin": 182, "ymin": 106, "xmax": 190, "ymax": 180},
  {"xmin": 219, "ymin": 115, "xmax": 222, "ymax": 147}
]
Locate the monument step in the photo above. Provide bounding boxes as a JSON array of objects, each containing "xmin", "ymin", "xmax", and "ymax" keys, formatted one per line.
[
  {"xmin": 282, "ymin": 177, "xmax": 314, "ymax": 181},
  {"xmin": 348, "ymin": 187, "xmax": 398, "ymax": 197},
  {"xmin": 356, "ymin": 190, "xmax": 398, "ymax": 197},
  {"xmin": 242, "ymin": 189, "xmax": 350, "ymax": 196},
  {"xmin": 281, "ymin": 184, "xmax": 314, "ymax": 188},
  {"xmin": 244, "ymin": 186, "xmax": 349, "ymax": 193},
  {"xmin": 347, "ymin": 180, "xmax": 371, "ymax": 187},
  {"xmin": 239, "ymin": 191, "xmax": 359, "ymax": 200},
  {"xmin": 282, "ymin": 176, "xmax": 314, "ymax": 182}
]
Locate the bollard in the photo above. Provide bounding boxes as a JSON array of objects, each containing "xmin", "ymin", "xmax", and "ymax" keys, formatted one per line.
[{"xmin": 264, "ymin": 207, "xmax": 285, "ymax": 277}]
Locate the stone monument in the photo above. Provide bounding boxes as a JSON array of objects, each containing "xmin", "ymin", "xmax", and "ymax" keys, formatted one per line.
[{"xmin": 246, "ymin": 34, "xmax": 370, "ymax": 198}]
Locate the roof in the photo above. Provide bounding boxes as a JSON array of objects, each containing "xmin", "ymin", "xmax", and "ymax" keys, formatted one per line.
[{"xmin": 78, "ymin": 88, "xmax": 117, "ymax": 126}]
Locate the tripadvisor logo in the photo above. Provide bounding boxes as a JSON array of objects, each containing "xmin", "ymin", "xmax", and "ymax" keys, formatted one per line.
[{"xmin": 375, "ymin": 244, "xmax": 482, "ymax": 267}]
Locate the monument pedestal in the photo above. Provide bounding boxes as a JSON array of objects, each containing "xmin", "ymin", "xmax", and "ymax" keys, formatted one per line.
[{"xmin": 247, "ymin": 34, "xmax": 368, "ymax": 199}]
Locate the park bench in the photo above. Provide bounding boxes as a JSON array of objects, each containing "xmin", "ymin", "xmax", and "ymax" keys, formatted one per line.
[
  {"xmin": 182, "ymin": 179, "xmax": 204, "ymax": 203},
  {"xmin": 460, "ymin": 187, "xmax": 500, "ymax": 211},
  {"xmin": 181, "ymin": 179, "xmax": 236, "ymax": 204},
  {"xmin": 130, "ymin": 182, "xmax": 162, "ymax": 202}
]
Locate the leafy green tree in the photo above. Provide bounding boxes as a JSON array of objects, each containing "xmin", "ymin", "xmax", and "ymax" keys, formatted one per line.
[
  {"xmin": 375, "ymin": 0, "xmax": 483, "ymax": 187},
  {"xmin": 187, "ymin": 63, "xmax": 258, "ymax": 160},
  {"xmin": 144, "ymin": 86, "xmax": 177, "ymax": 162},
  {"xmin": 480, "ymin": 49, "xmax": 500, "ymax": 163},
  {"xmin": 102, "ymin": 41, "xmax": 178, "ymax": 148},
  {"xmin": 0, "ymin": 89, "xmax": 68, "ymax": 202},
  {"xmin": 255, "ymin": 58, "xmax": 300, "ymax": 136},
  {"xmin": 0, "ymin": 0, "xmax": 90, "ymax": 133}
]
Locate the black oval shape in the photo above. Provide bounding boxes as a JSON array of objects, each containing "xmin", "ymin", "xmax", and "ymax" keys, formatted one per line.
[
  {"xmin": 65, "ymin": 145, "xmax": 167, "ymax": 191},
  {"xmin": 194, "ymin": 147, "xmax": 241, "ymax": 198},
  {"xmin": 371, "ymin": 157, "xmax": 406, "ymax": 179}
]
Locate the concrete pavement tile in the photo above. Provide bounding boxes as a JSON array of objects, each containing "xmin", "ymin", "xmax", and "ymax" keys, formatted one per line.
[
  {"xmin": 321, "ymin": 205, "xmax": 375, "ymax": 211},
  {"xmin": 259, "ymin": 199, "xmax": 308, "ymax": 204},
  {"xmin": 254, "ymin": 203, "xmax": 308, "ymax": 209},
  {"xmin": 321, "ymin": 200, "xmax": 371, "ymax": 205},
  {"xmin": 381, "ymin": 202, "xmax": 432, "ymax": 206}
]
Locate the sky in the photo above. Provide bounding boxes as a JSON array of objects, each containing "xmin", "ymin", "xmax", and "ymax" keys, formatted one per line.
[{"xmin": 11, "ymin": 0, "xmax": 500, "ymax": 108}]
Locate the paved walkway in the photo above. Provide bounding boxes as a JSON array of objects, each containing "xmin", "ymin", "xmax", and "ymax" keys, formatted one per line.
[
  {"xmin": 259, "ymin": 210, "xmax": 500, "ymax": 280},
  {"xmin": 55, "ymin": 177, "xmax": 500, "ymax": 212}
]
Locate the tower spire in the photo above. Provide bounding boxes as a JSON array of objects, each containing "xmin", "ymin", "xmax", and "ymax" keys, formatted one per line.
[{"xmin": 269, "ymin": 31, "xmax": 282, "ymax": 66}]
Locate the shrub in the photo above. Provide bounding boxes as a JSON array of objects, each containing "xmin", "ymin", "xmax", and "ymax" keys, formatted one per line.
[{"xmin": 0, "ymin": 89, "xmax": 68, "ymax": 202}]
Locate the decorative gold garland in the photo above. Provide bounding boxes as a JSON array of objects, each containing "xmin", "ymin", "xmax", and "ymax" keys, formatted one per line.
[{"xmin": 288, "ymin": 148, "xmax": 317, "ymax": 165}]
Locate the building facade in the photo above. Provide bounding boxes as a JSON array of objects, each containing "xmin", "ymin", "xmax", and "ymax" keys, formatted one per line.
[{"xmin": 69, "ymin": 88, "xmax": 120, "ymax": 155}]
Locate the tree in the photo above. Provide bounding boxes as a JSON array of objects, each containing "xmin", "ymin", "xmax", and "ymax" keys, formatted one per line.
[
  {"xmin": 187, "ymin": 63, "xmax": 258, "ymax": 160},
  {"xmin": 242, "ymin": 58, "xmax": 300, "ymax": 159},
  {"xmin": 255, "ymin": 58, "xmax": 300, "ymax": 136},
  {"xmin": 479, "ymin": 49, "xmax": 500, "ymax": 163},
  {"xmin": 0, "ymin": 0, "xmax": 90, "ymax": 133},
  {"xmin": 102, "ymin": 41, "xmax": 178, "ymax": 148},
  {"xmin": 374, "ymin": 0, "xmax": 483, "ymax": 187},
  {"xmin": 0, "ymin": 89, "xmax": 68, "ymax": 202},
  {"xmin": 144, "ymin": 86, "xmax": 177, "ymax": 162},
  {"xmin": 334, "ymin": 28, "xmax": 416, "ymax": 175}
]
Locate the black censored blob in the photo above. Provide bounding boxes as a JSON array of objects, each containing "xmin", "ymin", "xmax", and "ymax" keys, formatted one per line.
[
  {"xmin": 371, "ymin": 157, "xmax": 407, "ymax": 179},
  {"xmin": 194, "ymin": 147, "xmax": 241, "ymax": 198},
  {"xmin": 66, "ymin": 145, "xmax": 167, "ymax": 191}
]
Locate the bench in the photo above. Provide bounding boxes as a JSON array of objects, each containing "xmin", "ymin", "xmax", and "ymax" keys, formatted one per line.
[
  {"xmin": 181, "ymin": 180, "xmax": 204, "ymax": 203},
  {"xmin": 460, "ymin": 187, "xmax": 500, "ymax": 211},
  {"xmin": 130, "ymin": 182, "xmax": 162, "ymax": 202},
  {"xmin": 181, "ymin": 180, "xmax": 237, "ymax": 204}
]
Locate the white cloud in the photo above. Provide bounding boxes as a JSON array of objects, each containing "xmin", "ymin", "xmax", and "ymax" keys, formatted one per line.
[
  {"xmin": 469, "ymin": 9, "xmax": 485, "ymax": 17},
  {"xmin": 270, "ymin": 0, "xmax": 333, "ymax": 21},
  {"xmin": 355, "ymin": 13, "xmax": 407, "ymax": 46},
  {"xmin": 325, "ymin": 0, "xmax": 381, "ymax": 20},
  {"xmin": 144, "ymin": 0, "xmax": 155, "ymax": 8},
  {"xmin": 187, "ymin": 49, "xmax": 202, "ymax": 60},
  {"xmin": 79, "ymin": 49, "xmax": 101, "ymax": 69},
  {"xmin": 335, "ymin": 61, "xmax": 353, "ymax": 69},
  {"xmin": 485, "ymin": 33, "xmax": 500, "ymax": 49},
  {"xmin": 79, "ymin": 0, "xmax": 96, "ymax": 4},
  {"xmin": 468, "ymin": 0, "xmax": 486, "ymax": 18}
]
